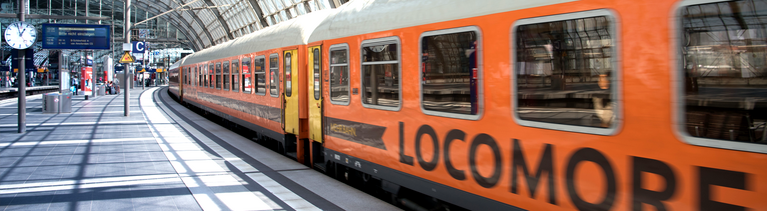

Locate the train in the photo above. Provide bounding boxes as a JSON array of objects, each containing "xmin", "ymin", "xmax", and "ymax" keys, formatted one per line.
[{"xmin": 168, "ymin": 0, "xmax": 767, "ymax": 210}]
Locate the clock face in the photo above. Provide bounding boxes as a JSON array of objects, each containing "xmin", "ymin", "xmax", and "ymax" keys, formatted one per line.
[{"xmin": 4, "ymin": 21, "xmax": 37, "ymax": 49}]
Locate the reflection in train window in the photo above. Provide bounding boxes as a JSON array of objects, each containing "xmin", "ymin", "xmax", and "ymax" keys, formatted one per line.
[
  {"xmin": 208, "ymin": 63, "xmax": 214, "ymax": 88},
  {"xmin": 362, "ymin": 39, "xmax": 400, "ymax": 108},
  {"xmin": 516, "ymin": 15, "xmax": 616, "ymax": 128},
  {"xmin": 190, "ymin": 67, "xmax": 195, "ymax": 86},
  {"xmin": 242, "ymin": 58, "xmax": 251, "ymax": 93},
  {"xmin": 270, "ymin": 54, "xmax": 280, "ymax": 97},
  {"xmin": 330, "ymin": 45, "xmax": 349, "ymax": 104},
  {"xmin": 314, "ymin": 48, "xmax": 321, "ymax": 100},
  {"xmin": 681, "ymin": 0, "xmax": 767, "ymax": 145},
  {"xmin": 223, "ymin": 61, "xmax": 230, "ymax": 91},
  {"xmin": 198, "ymin": 65, "xmax": 202, "ymax": 87},
  {"xmin": 232, "ymin": 60, "xmax": 239, "ymax": 92},
  {"xmin": 421, "ymin": 29, "xmax": 480, "ymax": 116},
  {"xmin": 255, "ymin": 57, "xmax": 267, "ymax": 95},
  {"xmin": 285, "ymin": 52, "xmax": 293, "ymax": 97},
  {"xmin": 181, "ymin": 67, "xmax": 189, "ymax": 84},
  {"xmin": 183, "ymin": 68, "xmax": 187, "ymax": 85},
  {"xmin": 216, "ymin": 63, "xmax": 222, "ymax": 89}
]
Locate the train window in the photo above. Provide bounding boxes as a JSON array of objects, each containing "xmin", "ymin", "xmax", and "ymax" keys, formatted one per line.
[
  {"xmin": 208, "ymin": 63, "xmax": 214, "ymax": 88},
  {"xmin": 216, "ymin": 62, "xmax": 223, "ymax": 90},
  {"xmin": 513, "ymin": 10, "xmax": 620, "ymax": 135},
  {"xmin": 329, "ymin": 44, "xmax": 350, "ymax": 104},
  {"xmin": 678, "ymin": 0, "xmax": 767, "ymax": 153},
  {"xmin": 242, "ymin": 57, "xmax": 252, "ymax": 93},
  {"xmin": 361, "ymin": 37, "xmax": 401, "ymax": 110},
  {"xmin": 223, "ymin": 61, "xmax": 230, "ymax": 91},
  {"xmin": 313, "ymin": 48, "xmax": 321, "ymax": 100},
  {"xmin": 269, "ymin": 54, "xmax": 280, "ymax": 97},
  {"xmin": 198, "ymin": 65, "xmax": 202, "ymax": 87},
  {"xmin": 255, "ymin": 56, "xmax": 266, "ymax": 95},
  {"xmin": 420, "ymin": 27, "xmax": 482, "ymax": 119},
  {"xmin": 232, "ymin": 60, "xmax": 240, "ymax": 92},
  {"xmin": 284, "ymin": 52, "xmax": 292, "ymax": 97}
]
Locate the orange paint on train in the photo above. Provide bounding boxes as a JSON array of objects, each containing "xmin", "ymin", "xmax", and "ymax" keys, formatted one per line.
[{"xmin": 172, "ymin": 0, "xmax": 767, "ymax": 210}]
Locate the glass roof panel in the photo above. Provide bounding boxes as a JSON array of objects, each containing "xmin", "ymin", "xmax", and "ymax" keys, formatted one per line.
[
  {"xmin": 308, "ymin": 0, "xmax": 318, "ymax": 12},
  {"xmin": 296, "ymin": 3, "xmax": 305, "ymax": 15},
  {"xmin": 280, "ymin": 10, "xmax": 287, "ymax": 20},
  {"xmin": 274, "ymin": 0, "xmax": 284, "ymax": 10},
  {"xmin": 281, "ymin": 0, "xmax": 292, "ymax": 8}
]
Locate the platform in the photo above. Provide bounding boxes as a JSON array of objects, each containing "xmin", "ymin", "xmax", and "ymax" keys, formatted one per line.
[{"xmin": 0, "ymin": 86, "xmax": 399, "ymax": 211}]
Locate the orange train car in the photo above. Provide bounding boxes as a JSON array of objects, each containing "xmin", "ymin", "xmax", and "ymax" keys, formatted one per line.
[
  {"xmin": 168, "ymin": 60, "xmax": 182, "ymax": 100},
  {"xmin": 169, "ymin": 0, "xmax": 767, "ymax": 210}
]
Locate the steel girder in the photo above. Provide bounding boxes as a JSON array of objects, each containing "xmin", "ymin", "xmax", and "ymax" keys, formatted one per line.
[
  {"xmin": 201, "ymin": 0, "xmax": 235, "ymax": 41},
  {"xmin": 246, "ymin": 0, "xmax": 269, "ymax": 29},
  {"xmin": 131, "ymin": 1, "xmax": 207, "ymax": 50}
]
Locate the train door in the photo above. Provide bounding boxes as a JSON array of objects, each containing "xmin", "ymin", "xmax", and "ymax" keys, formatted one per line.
[
  {"xmin": 308, "ymin": 46, "xmax": 323, "ymax": 142},
  {"xmin": 283, "ymin": 49, "xmax": 299, "ymax": 135}
]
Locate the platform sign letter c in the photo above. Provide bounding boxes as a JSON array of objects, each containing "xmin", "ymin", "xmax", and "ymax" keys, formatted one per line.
[{"xmin": 132, "ymin": 41, "xmax": 146, "ymax": 53}]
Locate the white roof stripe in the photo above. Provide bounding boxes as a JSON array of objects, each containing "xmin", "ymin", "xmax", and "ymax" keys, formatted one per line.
[
  {"xmin": 308, "ymin": 0, "xmax": 575, "ymax": 42},
  {"xmin": 182, "ymin": 0, "xmax": 576, "ymax": 66},
  {"xmin": 182, "ymin": 10, "xmax": 331, "ymax": 65}
]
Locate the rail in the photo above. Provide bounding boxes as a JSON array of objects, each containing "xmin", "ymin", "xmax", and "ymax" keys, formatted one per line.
[{"xmin": 0, "ymin": 86, "xmax": 60, "ymax": 100}]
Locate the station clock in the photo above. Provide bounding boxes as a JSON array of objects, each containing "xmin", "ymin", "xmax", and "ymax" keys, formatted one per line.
[{"xmin": 5, "ymin": 21, "xmax": 37, "ymax": 50}]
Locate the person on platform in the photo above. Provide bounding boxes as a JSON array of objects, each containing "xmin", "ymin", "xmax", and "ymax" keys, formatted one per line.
[
  {"xmin": 113, "ymin": 78, "xmax": 120, "ymax": 94},
  {"xmin": 71, "ymin": 77, "xmax": 79, "ymax": 95}
]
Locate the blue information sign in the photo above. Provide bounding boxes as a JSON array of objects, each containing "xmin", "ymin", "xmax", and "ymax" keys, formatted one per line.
[{"xmin": 41, "ymin": 24, "xmax": 111, "ymax": 50}]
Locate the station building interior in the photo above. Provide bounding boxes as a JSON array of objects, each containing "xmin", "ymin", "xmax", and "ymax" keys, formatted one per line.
[{"xmin": 0, "ymin": 0, "xmax": 350, "ymax": 87}]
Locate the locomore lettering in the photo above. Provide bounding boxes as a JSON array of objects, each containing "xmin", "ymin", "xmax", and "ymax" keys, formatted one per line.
[{"xmin": 397, "ymin": 122, "xmax": 754, "ymax": 210}]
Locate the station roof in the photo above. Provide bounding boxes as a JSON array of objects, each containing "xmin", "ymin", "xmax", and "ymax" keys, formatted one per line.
[{"xmin": 135, "ymin": 0, "xmax": 341, "ymax": 51}]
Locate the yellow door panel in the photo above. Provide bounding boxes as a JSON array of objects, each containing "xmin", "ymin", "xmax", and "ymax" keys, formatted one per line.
[
  {"xmin": 308, "ymin": 46, "xmax": 323, "ymax": 142},
  {"xmin": 284, "ymin": 50, "xmax": 300, "ymax": 135}
]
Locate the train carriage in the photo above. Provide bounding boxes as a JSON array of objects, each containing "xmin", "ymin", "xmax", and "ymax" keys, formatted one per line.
[
  {"xmin": 171, "ymin": 0, "xmax": 767, "ymax": 210},
  {"xmin": 168, "ymin": 59, "xmax": 183, "ymax": 100}
]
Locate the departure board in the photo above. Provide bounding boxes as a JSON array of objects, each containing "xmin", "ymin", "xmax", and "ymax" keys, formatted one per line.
[{"xmin": 42, "ymin": 24, "xmax": 111, "ymax": 50}]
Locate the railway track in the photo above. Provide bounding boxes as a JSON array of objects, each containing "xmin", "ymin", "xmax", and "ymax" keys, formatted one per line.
[{"xmin": 0, "ymin": 86, "xmax": 59, "ymax": 101}]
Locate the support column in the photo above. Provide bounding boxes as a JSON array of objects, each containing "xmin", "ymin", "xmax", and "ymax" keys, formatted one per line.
[
  {"xmin": 124, "ymin": 0, "xmax": 131, "ymax": 117},
  {"xmin": 17, "ymin": 0, "xmax": 27, "ymax": 133}
]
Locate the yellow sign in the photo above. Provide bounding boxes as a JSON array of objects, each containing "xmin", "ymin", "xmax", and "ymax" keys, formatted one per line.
[
  {"xmin": 119, "ymin": 51, "xmax": 135, "ymax": 63},
  {"xmin": 139, "ymin": 68, "xmax": 146, "ymax": 72},
  {"xmin": 37, "ymin": 68, "xmax": 46, "ymax": 73},
  {"xmin": 157, "ymin": 69, "xmax": 163, "ymax": 73},
  {"xmin": 13, "ymin": 68, "xmax": 18, "ymax": 73}
]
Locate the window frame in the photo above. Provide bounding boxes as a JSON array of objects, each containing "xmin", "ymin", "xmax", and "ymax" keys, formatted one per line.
[
  {"xmin": 208, "ymin": 63, "xmax": 214, "ymax": 88},
  {"xmin": 232, "ymin": 59, "xmax": 240, "ymax": 92},
  {"xmin": 190, "ymin": 67, "xmax": 194, "ymax": 85},
  {"xmin": 223, "ymin": 61, "xmax": 230, "ymax": 91},
  {"xmin": 241, "ymin": 57, "xmax": 252, "ymax": 94},
  {"xmin": 673, "ymin": 0, "xmax": 767, "ymax": 154},
  {"xmin": 284, "ymin": 51, "xmax": 293, "ymax": 97},
  {"xmin": 419, "ymin": 26, "xmax": 483, "ymax": 120},
  {"xmin": 216, "ymin": 62, "xmax": 222, "ymax": 90},
  {"xmin": 269, "ymin": 53, "xmax": 280, "ymax": 97},
  {"xmin": 197, "ymin": 65, "xmax": 202, "ymax": 87},
  {"xmin": 254, "ymin": 56, "xmax": 267, "ymax": 96},
  {"xmin": 329, "ymin": 43, "xmax": 351, "ymax": 106},
  {"xmin": 313, "ymin": 48, "xmax": 321, "ymax": 101},
  {"xmin": 511, "ymin": 9, "xmax": 622, "ymax": 136},
  {"xmin": 359, "ymin": 36, "xmax": 402, "ymax": 111}
]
